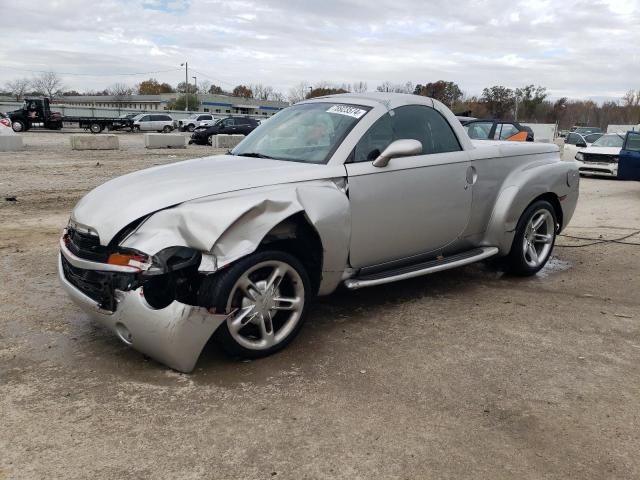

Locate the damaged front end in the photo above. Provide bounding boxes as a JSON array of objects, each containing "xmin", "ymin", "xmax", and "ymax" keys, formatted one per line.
[
  {"xmin": 61, "ymin": 224, "xmax": 203, "ymax": 312},
  {"xmin": 58, "ymin": 222, "xmax": 228, "ymax": 373}
]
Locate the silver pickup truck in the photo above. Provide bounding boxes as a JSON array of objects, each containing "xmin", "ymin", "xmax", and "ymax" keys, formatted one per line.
[{"xmin": 59, "ymin": 92, "xmax": 580, "ymax": 372}]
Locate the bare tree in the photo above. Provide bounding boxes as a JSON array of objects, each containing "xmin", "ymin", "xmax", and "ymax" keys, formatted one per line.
[
  {"xmin": 108, "ymin": 83, "xmax": 133, "ymax": 99},
  {"xmin": 198, "ymin": 80, "xmax": 212, "ymax": 94},
  {"xmin": 351, "ymin": 81, "xmax": 368, "ymax": 93},
  {"xmin": 288, "ymin": 81, "xmax": 309, "ymax": 104},
  {"xmin": 5, "ymin": 78, "xmax": 31, "ymax": 101},
  {"xmin": 31, "ymin": 71, "xmax": 65, "ymax": 99},
  {"xmin": 376, "ymin": 81, "xmax": 412, "ymax": 93},
  {"xmin": 251, "ymin": 84, "xmax": 277, "ymax": 101}
]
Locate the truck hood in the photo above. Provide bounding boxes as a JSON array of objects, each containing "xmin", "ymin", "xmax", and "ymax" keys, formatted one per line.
[{"xmin": 72, "ymin": 154, "xmax": 346, "ymax": 245}]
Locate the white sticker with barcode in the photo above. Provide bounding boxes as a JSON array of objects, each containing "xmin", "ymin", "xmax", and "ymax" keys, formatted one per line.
[{"xmin": 326, "ymin": 105, "xmax": 367, "ymax": 119}]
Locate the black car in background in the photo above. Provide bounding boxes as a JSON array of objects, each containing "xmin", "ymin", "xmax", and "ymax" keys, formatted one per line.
[{"xmin": 189, "ymin": 116, "xmax": 259, "ymax": 145}]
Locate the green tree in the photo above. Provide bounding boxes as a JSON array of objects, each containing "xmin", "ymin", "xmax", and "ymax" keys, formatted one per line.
[
  {"xmin": 167, "ymin": 93, "xmax": 198, "ymax": 111},
  {"xmin": 306, "ymin": 86, "xmax": 348, "ymax": 99},
  {"xmin": 414, "ymin": 81, "xmax": 463, "ymax": 107},
  {"xmin": 208, "ymin": 84, "xmax": 225, "ymax": 95},
  {"xmin": 481, "ymin": 85, "xmax": 515, "ymax": 118},
  {"xmin": 515, "ymin": 85, "xmax": 548, "ymax": 120}
]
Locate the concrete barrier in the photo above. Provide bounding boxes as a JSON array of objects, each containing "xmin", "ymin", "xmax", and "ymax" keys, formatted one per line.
[
  {"xmin": 214, "ymin": 134, "xmax": 244, "ymax": 149},
  {"xmin": 70, "ymin": 134, "xmax": 119, "ymax": 150},
  {"xmin": 144, "ymin": 133, "xmax": 186, "ymax": 149},
  {"xmin": 0, "ymin": 135, "xmax": 24, "ymax": 151}
]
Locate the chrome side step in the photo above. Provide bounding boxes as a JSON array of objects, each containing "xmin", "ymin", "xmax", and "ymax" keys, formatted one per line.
[{"xmin": 344, "ymin": 247, "xmax": 499, "ymax": 290}]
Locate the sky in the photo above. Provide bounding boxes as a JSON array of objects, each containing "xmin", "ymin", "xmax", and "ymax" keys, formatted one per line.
[{"xmin": 1, "ymin": 0, "xmax": 639, "ymax": 102}]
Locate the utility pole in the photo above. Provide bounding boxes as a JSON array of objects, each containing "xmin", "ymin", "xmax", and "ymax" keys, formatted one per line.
[
  {"xmin": 180, "ymin": 62, "xmax": 189, "ymax": 111},
  {"xmin": 192, "ymin": 76, "xmax": 197, "ymax": 111}
]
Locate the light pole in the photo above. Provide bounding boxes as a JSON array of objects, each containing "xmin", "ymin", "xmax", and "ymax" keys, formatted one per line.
[
  {"xmin": 180, "ymin": 62, "xmax": 188, "ymax": 111},
  {"xmin": 192, "ymin": 76, "xmax": 197, "ymax": 111}
]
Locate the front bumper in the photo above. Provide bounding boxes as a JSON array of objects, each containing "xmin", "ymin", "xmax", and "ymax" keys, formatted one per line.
[
  {"xmin": 575, "ymin": 160, "xmax": 618, "ymax": 177},
  {"xmin": 58, "ymin": 245, "xmax": 228, "ymax": 373}
]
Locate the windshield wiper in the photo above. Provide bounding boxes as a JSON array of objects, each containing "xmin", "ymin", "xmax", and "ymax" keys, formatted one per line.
[{"xmin": 236, "ymin": 152, "xmax": 275, "ymax": 159}]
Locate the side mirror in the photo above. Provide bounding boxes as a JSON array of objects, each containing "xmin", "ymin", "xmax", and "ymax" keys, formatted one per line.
[{"xmin": 372, "ymin": 139, "xmax": 423, "ymax": 167}]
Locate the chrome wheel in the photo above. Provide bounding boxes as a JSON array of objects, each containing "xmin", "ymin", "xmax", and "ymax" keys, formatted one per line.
[
  {"xmin": 522, "ymin": 209, "xmax": 554, "ymax": 268},
  {"xmin": 207, "ymin": 135, "xmax": 213, "ymax": 145},
  {"xmin": 12, "ymin": 120, "xmax": 24, "ymax": 132},
  {"xmin": 225, "ymin": 260, "xmax": 305, "ymax": 351}
]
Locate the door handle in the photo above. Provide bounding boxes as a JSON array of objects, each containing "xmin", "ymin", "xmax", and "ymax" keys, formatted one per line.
[{"xmin": 465, "ymin": 166, "xmax": 478, "ymax": 189}]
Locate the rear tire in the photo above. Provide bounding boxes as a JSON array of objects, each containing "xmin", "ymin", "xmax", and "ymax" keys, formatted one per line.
[
  {"xmin": 198, "ymin": 250, "xmax": 311, "ymax": 359},
  {"xmin": 505, "ymin": 200, "xmax": 557, "ymax": 276},
  {"xmin": 89, "ymin": 122, "xmax": 102, "ymax": 134},
  {"xmin": 207, "ymin": 135, "xmax": 214, "ymax": 146},
  {"xmin": 188, "ymin": 124, "xmax": 195, "ymax": 132}
]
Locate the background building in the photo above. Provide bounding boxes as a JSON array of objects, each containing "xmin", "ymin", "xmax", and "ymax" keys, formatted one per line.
[{"xmin": 57, "ymin": 93, "xmax": 287, "ymax": 117}]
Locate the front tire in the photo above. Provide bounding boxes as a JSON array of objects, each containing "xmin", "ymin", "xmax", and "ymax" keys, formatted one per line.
[
  {"xmin": 89, "ymin": 122, "xmax": 102, "ymax": 134},
  {"xmin": 12, "ymin": 120, "xmax": 25, "ymax": 132},
  {"xmin": 162, "ymin": 125, "xmax": 172, "ymax": 133},
  {"xmin": 505, "ymin": 200, "xmax": 557, "ymax": 276},
  {"xmin": 207, "ymin": 134, "xmax": 214, "ymax": 146},
  {"xmin": 188, "ymin": 124, "xmax": 195, "ymax": 132},
  {"xmin": 198, "ymin": 250, "xmax": 311, "ymax": 358}
]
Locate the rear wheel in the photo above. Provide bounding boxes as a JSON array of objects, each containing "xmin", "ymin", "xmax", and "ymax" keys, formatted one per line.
[
  {"xmin": 187, "ymin": 124, "xmax": 195, "ymax": 132},
  {"xmin": 89, "ymin": 122, "xmax": 102, "ymax": 134},
  {"xmin": 207, "ymin": 135, "xmax": 214, "ymax": 146},
  {"xmin": 12, "ymin": 120, "xmax": 25, "ymax": 132},
  {"xmin": 505, "ymin": 200, "xmax": 557, "ymax": 276},
  {"xmin": 199, "ymin": 251, "xmax": 310, "ymax": 358}
]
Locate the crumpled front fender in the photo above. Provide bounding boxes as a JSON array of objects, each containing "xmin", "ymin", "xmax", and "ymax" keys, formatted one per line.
[{"xmin": 121, "ymin": 180, "xmax": 351, "ymax": 295}]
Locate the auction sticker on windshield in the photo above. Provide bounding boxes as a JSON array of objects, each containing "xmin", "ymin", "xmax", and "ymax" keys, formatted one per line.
[{"xmin": 326, "ymin": 105, "xmax": 367, "ymax": 119}]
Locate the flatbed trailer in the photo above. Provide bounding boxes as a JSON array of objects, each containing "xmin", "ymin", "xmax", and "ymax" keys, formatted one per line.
[{"xmin": 8, "ymin": 97, "xmax": 135, "ymax": 133}]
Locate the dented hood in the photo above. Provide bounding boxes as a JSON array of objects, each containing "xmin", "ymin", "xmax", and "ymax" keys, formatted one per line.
[{"xmin": 72, "ymin": 154, "xmax": 346, "ymax": 244}]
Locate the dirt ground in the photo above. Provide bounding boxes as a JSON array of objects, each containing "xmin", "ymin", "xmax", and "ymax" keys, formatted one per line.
[{"xmin": 1, "ymin": 131, "xmax": 639, "ymax": 480}]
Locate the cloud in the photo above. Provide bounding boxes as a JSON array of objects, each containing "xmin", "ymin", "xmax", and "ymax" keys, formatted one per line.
[{"xmin": 1, "ymin": 0, "xmax": 638, "ymax": 100}]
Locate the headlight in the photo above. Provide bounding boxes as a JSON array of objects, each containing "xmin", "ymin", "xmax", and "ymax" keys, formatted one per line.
[{"xmin": 575, "ymin": 152, "xmax": 584, "ymax": 161}]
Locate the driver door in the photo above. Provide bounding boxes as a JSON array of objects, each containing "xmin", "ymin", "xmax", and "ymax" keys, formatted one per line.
[{"xmin": 345, "ymin": 105, "xmax": 473, "ymax": 268}]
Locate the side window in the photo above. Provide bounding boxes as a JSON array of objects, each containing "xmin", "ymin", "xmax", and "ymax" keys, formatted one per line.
[
  {"xmin": 624, "ymin": 132, "xmax": 640, "ymax": 152},
  {"xmin": 149, "ymin": 115, "xmax": 160, "ymax": 121},
  {"xmin": 140, "ymin": 115, "xmax": 151, "ymax": 122},
  {"xmin": 566, "ymin": 133, "xmax": 579, "ymax": 145},
  {"xmin": 353, "ymin": 113, "xmax": 393, "ymax": 162},
  {"xmin": 465, "ymin": 121, "xmax": 493, "ymax": 140},
  {"xmin": 353, "ymin": 105, "xmax": 461, "ymax": 162},
  {"xmin": 498, "ymin": 123, "xmax": 520, "ymax": 140},
  {"xmin": 222, "ymin": 118, "xmax": 234, "ymax": 126}
]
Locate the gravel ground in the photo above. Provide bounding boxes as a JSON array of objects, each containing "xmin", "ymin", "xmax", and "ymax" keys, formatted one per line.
[{"xmin": 1, "ymin": 131, "xmax": 639, "ymax": 480}]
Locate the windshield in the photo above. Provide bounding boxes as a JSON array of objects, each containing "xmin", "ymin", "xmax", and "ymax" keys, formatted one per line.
[
  {"xmin": 592, "ymin": 134, "xmax": 624, "ymax": 148},
  {"xmin": 231, "ymin": 102, "xmax": 370, "ymax": 163}
]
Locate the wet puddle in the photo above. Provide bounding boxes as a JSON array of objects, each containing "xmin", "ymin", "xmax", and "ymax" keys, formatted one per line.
[{"xmin": 536, "ymin": 256, "xmax": 572, "ymax": 278}]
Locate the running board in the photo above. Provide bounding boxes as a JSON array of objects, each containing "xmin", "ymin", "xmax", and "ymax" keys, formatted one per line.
[{"xmin": 344, "ymin": 247, "xmax": 499, "ymax": 290}]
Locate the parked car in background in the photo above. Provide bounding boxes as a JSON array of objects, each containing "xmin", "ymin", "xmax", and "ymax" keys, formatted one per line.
[
  {"xmin": 132, "ymin": 113, "xmax": 175, "ymax": 133},
  {"xmin": 462, "ymin": 119, "xmax": 533, "ymax": 142},
  {"xmin": 574, "ymin": 133, "xmax": 625, "ymax": 177},
  {"xmin": 189, "ymin": 116, "xmax": 259, "ymax": 145},
  {"xmin": 178, "ymin": 113, "xmax": 218, "ymax": 132},
  {"xmin": 570, "ymin": 126, "xmax": 602, "ymax": 135},
  {"xmin": 563, "ymin": 132, "xmax": 603, "ymax": 161},
  {"xmin": 58, "ymin": 92, "xmax": 578, "ymax": 372}
]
